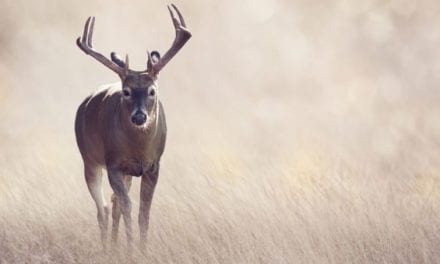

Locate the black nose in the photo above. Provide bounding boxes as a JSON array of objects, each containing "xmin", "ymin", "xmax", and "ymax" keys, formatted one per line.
[{"xmin": 131, "ymin": 111, "xmax": 147, "ymax": 126}]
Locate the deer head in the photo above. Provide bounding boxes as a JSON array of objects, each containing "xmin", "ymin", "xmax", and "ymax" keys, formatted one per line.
[{"xmin": 76, "ymin": 4, "xmax": 191, "ymax": 127}]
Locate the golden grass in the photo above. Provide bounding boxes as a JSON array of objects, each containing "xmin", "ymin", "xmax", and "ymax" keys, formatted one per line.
[{"xmin": 1, "ymin": 0, "xmax": 440, "ymax": 263}]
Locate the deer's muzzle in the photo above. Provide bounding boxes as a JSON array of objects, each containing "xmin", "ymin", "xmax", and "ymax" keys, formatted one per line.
[{"xmin": 131, "ymin": 110, "xmax": 147, "ymax": 126}]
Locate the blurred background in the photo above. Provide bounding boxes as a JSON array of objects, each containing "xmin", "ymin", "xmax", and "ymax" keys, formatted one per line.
[{"xmin": 1, "ymin": 0, "xmax": 440, "ymax": 263}]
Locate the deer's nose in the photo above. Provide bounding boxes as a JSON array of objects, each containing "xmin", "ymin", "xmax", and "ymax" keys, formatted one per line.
[{"xmin": 131, "ymin": 111, "xmax": 147, "ymax": 126}]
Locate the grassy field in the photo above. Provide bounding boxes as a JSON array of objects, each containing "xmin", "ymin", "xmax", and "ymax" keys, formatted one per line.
[{"xmin": 1, "ymin": 0, "xmax": 440, "ymax": 263}]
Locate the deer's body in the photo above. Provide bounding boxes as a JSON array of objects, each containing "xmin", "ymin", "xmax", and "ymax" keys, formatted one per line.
[
  {"xmin": 74, "ymin": 4, "xmax": 190, "ymax": 254},
  {"xmin": 75, "ymin": 82, "xmax": 166, "ymax": 251}
]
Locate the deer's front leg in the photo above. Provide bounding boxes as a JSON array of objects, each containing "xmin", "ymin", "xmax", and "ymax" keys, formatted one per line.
[
  {"xmin": 139, "ymin": 163, "xmax": 160, "ymax": 251},
  {"xmin": 108, "ymin": 168, "xmax": 133, "ymax": 253},
  {"xmin": 110, "ymin": 175, "xmax": 132, "ymax": 249}
]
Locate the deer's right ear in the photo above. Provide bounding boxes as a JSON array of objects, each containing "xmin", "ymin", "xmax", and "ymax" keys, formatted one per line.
[
  {"xmin": 111, "ymin": 52, "xmax": 126, "ymax": 68},
  {"xmin": 151, "ymin": 51, "xmax": 161, "ymax": 64}
]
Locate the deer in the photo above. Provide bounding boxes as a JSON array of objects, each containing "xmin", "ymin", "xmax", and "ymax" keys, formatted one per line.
[{"xmin": 74, "ymin": 4, "xmax": 191, "ymax": 253}]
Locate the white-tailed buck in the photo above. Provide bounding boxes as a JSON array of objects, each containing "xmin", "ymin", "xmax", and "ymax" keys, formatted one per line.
[{"xmin": 74, "ymin": 4, "xmax": 191, "ymax": 253}]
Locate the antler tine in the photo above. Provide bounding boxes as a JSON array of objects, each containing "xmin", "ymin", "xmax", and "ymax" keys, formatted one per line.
[
  {"xmin": 171, "ymin": 4, "xmax": 186, "ymax": 27},
  {"xmin": 78, "ymin": 17, "xmax": 94, "ymax": 53},
  {"xmin": 124, "ymin": 54, "xmax": 129, "ymax": 75},
  {"xmin": 151, "ymin": 4, "xmax": 191, "ymax": 75},
  {"xmin": 111, "ymin": 52, "xmax": 126, "ymax": 68},
  {"xmin": 80, "ymin": 17, "xmax": 90, "ymax": 44},
  {"xmin": 167, "ymin": 5, "xmax": 179, "ymax": 28},
  {"xmin": 87, "ymin": 17, "xmax": 95, "ymax": 47},
  {"xmin": 147, "ymin": 51, "xmax": 153, "ymax": 72},
  {"xmin": 76, "ymin": 17, "xmax": 125, "ymax": 76}
]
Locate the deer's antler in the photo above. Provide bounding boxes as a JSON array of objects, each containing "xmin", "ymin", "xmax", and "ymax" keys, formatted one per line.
[
  {"xmin": 76, "ymin": 17, "xmax": 125, "ymax": 77},
  {"xmin": 149, "ymin": 4, "xmax": 192, "ymax": 75}
]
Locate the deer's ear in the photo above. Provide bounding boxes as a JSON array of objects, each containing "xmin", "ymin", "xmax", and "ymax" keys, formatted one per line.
[
  {"xmin": 111, "ymin": 52, "xmax": 126, "ymax": 68},
  {"xmin": 146, "ymin": 51, "xmax": 161, "ymax": 73},
  {"xmin": 150, "ymin": 51, "xmax": 160, "ymax": 64}
]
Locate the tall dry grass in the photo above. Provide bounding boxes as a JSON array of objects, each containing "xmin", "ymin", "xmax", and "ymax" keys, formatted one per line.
[{"xmin": 1, "ymin": 0, "xmax": 440, "ymax": 263}]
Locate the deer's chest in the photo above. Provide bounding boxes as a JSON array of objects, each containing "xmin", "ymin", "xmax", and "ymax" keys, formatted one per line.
[{"xmin": 119, "ymin": 158, "xmax": 153, "ymax": 177}]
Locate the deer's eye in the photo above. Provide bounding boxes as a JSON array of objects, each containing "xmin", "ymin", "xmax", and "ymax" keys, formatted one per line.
[
  {"xmin": 149, "ymin": 89, "xmax": 156, "ymax": 97},
  {"xmin": 123, "ymin": 89, "xmax": 131, "ymax": 97}
]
